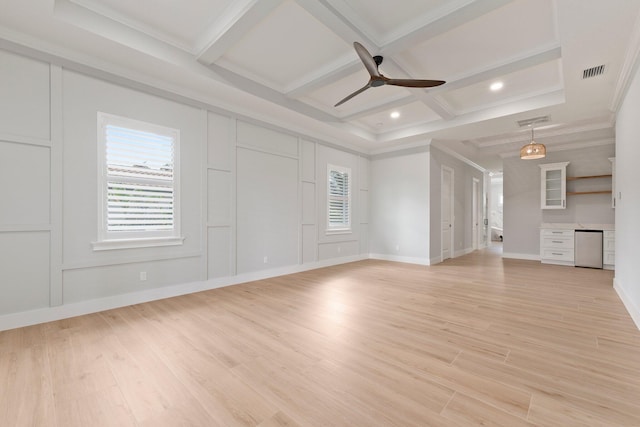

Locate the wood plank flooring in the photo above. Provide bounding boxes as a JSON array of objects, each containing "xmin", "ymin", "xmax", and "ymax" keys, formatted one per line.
[{"xmin": 2, "ymin": 245, "xmax": 640, "ymax": 426}]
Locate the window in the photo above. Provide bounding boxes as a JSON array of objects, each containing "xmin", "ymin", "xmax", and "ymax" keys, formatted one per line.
[
  {"xmin": 327, "ymin": 164, "xmax": 351, "ymax": 232},
  {"xmin": 93, "ymin": 113, "xmax": 183, "ymax": 250}
]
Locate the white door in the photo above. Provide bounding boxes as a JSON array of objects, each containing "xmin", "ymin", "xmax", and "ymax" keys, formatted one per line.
[
  {"xmin": 472, "ymin": 178, "xmax": 479, "ymax": 250},
  {"xmin": 441, "ymin": 166, "xmax": 454, "ymax": 260}
]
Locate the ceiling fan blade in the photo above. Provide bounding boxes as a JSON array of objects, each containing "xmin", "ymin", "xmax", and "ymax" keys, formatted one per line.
[
  {"xmin": 334, "ymin": 83, "xmax": 371, "ymax": 107},
  {"xmin": 353, "ymin": 42, "xmax": 380, "ymax": 78},
  {"xmin": 386, "ymin": 79, "xmax": 446, "ymax": 88}
]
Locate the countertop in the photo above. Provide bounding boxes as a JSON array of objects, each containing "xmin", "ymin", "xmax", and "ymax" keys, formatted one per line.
[{"xmin": 540, "ymin": 223, "xmax": 615, "ymax": 231}]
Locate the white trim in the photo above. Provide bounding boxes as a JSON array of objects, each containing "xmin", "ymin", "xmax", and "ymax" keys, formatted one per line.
[
  {"xmin": 91, "ymin": 236, "xmax": 185, "ymax": 251},
  {"xmin": 325, "ymin": 229, "xmax": 352, "ymax": 236},
  {"xmin": 0, "ymin": 254, "xmax": 368, "ymax": 332},
  {"xmin": 472, "ymin": 177, "xmax": 480, "ymax": 250},
  {"xmin": 610, "ymin": 8, "xmax": 640, "ymax": 112},
  {"xmin": 0, "ymin": 133, "xmax": 51, "ymax": 147},
  {"xmin": 430, "ymin": 255, "xmax": 443, "ymax": 265},
  {"xmin": 441, "ymin": 165, "xmax": 454, "ymax": 261},
  {"xmin": 326, "ymin": 163, "xmax": 352, "ymax": 233},
  {"xmin": 454, "ymin": 247, "xmax": 474, "ymax": 258},
  {"xmin": 502, "ymin": 252, "xmax": 541, "ymax": 261},
  {"xmin": 434, "ymin": 144, "xmax": 486, "ymax": 173},
  {"xmin": 613, "ymin": 278, "xmax": 640, "ymax": 331},
  {"xmin": 63, "ymin": 251, "xmax": 201, "ymax": 272},
  {"xmin": 500, "ymin": 138, "xmax": 615, "ymax": 158},
  {"xmin": 96, "ymin": 112, "xmax": 181, "ymax": 243},
  {"xmin": 0, "ymin": 224, "xmax": 51, "ymax": 232},
  {"xmin": 369, "ymin": 253, "xmax": 430, "ymax": 266}
]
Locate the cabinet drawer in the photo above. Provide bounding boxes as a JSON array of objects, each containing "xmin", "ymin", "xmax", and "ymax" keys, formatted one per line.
[
  {"xmin": 541, "ymin": 236, "xmax": 574, "ymax": 249},
  {"xmin": 541, "ymin": 229, "xmax": 574, "ymax": 238},
  {"xmin": 541, "ymin": 248, "xmax": 574, "ymax": 262}
]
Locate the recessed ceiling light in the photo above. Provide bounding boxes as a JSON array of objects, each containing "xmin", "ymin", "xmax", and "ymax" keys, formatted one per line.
[
  {"xmin": 390, "ymin": 111, "xmax": 400, "ymax": 119},
  {"xmin": 490, "ymin": 81, "xmax": 504, "ymax": 91}
]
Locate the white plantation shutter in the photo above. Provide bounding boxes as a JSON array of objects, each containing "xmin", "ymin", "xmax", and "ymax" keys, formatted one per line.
[
  {"xmin": 97, "ymin": 113, "xmax": 180, "ymax": 243},
  {"xmin": 327, "ymin": 165, "xmax": 351, "ymax": 230},
  {"xmin": 105, "ymin": 125, "xmax": 174, "ymax": 232}
]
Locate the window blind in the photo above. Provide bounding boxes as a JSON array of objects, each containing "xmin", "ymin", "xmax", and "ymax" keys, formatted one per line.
[
  {"xmin": 105, "ymin": 124, "xmax": 175, "ymax": 233},
  {"xmin": 328, "ymin": 167, "xmax": 350, "ymax": 228}
]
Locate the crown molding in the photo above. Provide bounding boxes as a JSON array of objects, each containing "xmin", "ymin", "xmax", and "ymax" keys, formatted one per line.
[{"xmin": 611, "ymin": 7, "xmax": 640, "ymax": 112}]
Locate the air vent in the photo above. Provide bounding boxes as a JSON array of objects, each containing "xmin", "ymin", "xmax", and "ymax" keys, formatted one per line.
[
  {"xmin": 583, "ymin": 64, "xmax": 605, "ymax": 79},
  {"xmin": 517, "ymin": 116, "xmax": 550, "ymax": 128}
]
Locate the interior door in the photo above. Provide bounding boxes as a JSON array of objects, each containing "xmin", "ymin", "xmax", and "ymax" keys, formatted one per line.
[
  {"xmin": 441, "ymin": 166, "xmax": 454, "ymax": 260},
  {"xmin": 472, "ymin": 178, "xmax": 479, "ymax": 250}
]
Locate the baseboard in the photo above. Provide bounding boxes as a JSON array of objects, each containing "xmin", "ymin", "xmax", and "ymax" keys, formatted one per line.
[
  {"xmin": 613, "ymin": 277, "xmax": 640, "ymax": 331},
  {"xmin": 430, "ymin": 255, "xmax": 443, "ymax": 265},
  {"xmin": 454, "ymin": 247, "xmax": 474, "ymax": 258},
  {"xmin": 0, "ymin": 254, "xmax": 368, "ymax": 332},
  {"xmin": 502, "ymin": 252, "xmax": 541, "ymax": 261},
  {"xmin": 369, "ymin": 253, "xmax": 430, "ymax": 266}
]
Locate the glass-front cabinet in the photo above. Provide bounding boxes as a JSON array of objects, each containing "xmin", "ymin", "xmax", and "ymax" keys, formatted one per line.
[{"xmin": 539, "ymin": 162, "xmax": 569, "ymax": 209}]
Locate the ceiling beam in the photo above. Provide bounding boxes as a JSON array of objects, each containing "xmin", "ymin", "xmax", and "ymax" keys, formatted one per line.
[
  {"xmin": 196, "ymin": 0, "xmax": 282, "ymax": 64},
  {"xmin": 291, "ymin": 0, "xmax": 515, "ymax": 116},
  {"xmin": 376, "ymin": 89, "xmax": 565, "ymax": 143},
  {"xmin": 340, "ymin": 95, "xmax": 415, "ymax": 121},
  {"xmin": 284, "ymin": 54, "xmax": 361, "ymax": 98},
  {"xmin": 428, "ymin": 44, "xmax": 562, "ymax": 94},
  {"xmin": 207, "ymin": 63, "xmax": 342, "ymax": 123},
  {"xmin": 379, "ymin": 57, "xmax": 456, "ymax": 120},
  {"xmin": 285, "ymin": 0, "xmax": 379, "ymax": 99},
  {"xmin": 380, "ymin": 0, "xmax": 515, "ymax": 55},
  {"xmin": 294, "ymin": 0, "xmax": 374, "ymax": 47}
]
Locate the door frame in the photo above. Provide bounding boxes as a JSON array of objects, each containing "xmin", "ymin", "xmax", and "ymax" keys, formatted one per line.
[
  {"xmin": 472, "ymin": 177, "xmax": 479, "ymax": 250},
  {"xmin": 441, "ymin": 165, "xmax": 455, "ymax": 261}
]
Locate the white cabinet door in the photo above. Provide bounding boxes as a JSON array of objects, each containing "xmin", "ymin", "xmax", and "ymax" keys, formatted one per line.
[{"xmin": 539, "ymin": 162, "xmax": 569, "ymax": 209}]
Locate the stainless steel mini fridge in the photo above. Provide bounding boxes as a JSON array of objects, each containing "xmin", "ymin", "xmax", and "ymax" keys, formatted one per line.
[{"xmin": 575, "ymin": 230, "xmax": 603, "ymax": 269}]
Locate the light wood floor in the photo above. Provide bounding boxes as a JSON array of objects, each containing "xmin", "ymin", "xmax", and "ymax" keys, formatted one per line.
[{"xmin": 2, "ymin": 246, "xmax": 640, "ymax": 426}]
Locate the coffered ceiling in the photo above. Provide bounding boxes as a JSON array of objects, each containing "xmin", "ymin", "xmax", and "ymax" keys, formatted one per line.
[{"xmin": 1, "ymin": 0, "xmax": 639, "ymax": 170}]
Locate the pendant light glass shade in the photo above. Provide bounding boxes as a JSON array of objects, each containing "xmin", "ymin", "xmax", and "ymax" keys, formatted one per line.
[{"xmin": 520, "ymin": 127, "xmax": 546, "ymax": 159}]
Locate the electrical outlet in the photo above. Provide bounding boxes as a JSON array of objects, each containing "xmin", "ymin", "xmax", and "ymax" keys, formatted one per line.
[
  {"xmin": 263, "ymin": 256, "xmax": 268, "ymax": 264},
  {"xmin": 139, "ymin": 271, "xmax": 147, "ymax": 281},
  {"xmin": 337, "ymin": 246, "xmax": 341, "ymax": 253},
  {"xmin": 395, "ymin": 244, "xmax": 400, "ymax": 252}
]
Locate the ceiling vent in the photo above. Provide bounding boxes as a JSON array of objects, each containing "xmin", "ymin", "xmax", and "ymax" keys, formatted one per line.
[
  {"xmin": 517, "ymin": 116, "xmax": 550, "ymax": 128},
  {"xmin": 583, "ymin": 64, "xmax": 605, "ymax": 79}
]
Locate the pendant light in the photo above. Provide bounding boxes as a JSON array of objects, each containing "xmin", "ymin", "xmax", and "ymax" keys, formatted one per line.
[{"xmin": 520, "ymin": 126, "xmax": 546, "ymax": 159}]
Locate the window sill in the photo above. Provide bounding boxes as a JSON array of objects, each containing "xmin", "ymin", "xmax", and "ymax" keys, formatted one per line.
[
  {"xmin": 325, "ymin": 228, "xmax": 352, "ymax": 236},
  {"xmin": 92, "ymin": 236, "xmax": 185, "ymax": 251}
]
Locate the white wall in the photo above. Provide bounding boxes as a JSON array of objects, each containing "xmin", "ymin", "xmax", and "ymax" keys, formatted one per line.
[
  {"xmin": 61, "ymin": 70, "xmax": 205, "ymax": 303},
  {"xmin": 0, "ymin": 47, "xmax": 369, "ymax": 329},
  {"xmin": 614, "ymin": 60, "xmax": 640, "ymax": 327},
  {"xmin": 503, "ymin": 144, "xmax": 615, "ymax": 258},
  {"xmin": 370, "ymin": 148, "xmax": 430, "ymax": 265},
  {"xmin": 0, "ymin": 50, "xmax": 59, "ymax": 315}
]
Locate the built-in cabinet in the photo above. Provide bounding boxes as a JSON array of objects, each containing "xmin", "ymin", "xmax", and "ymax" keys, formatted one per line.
[
  {"xmin": 539, "ymin": 161, "xmax": 615, "ymax": 209},
  {"xmin": 540, "ymin": 228, "xmax": 574, "ymax": 265},
  {"xmin": 539, "ymin": 162, "xmax": 569, "ymax": 209},
  {"xmin": 540, "ymin": 225, "xmax": 614, "ymax": 270}
]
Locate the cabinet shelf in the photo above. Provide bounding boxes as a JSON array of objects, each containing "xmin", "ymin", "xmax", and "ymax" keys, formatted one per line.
[
  {"xmin": 566, "ymin": 174, "xmax": 612, "ymax": 181},
  {"xmin": 567, "ymin": 190, "xmax": 612, "ymax": 196}
]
